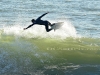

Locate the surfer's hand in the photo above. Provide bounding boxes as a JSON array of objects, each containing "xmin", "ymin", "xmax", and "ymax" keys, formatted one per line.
[
  {"xmin": 23, "ymin": 28, "xmax": 26, "ymax": 30},
  {"xmin": 46, "ymin": 12, "xmax": 49, "ymax": 14}
]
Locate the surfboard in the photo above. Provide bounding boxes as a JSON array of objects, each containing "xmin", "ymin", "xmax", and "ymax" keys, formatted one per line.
[{"xmin": 51, "ymin": 22, "xmax": 64, "ymax": 31}]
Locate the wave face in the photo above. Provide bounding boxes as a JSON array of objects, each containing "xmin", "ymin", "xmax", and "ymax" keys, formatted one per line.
[{"xmin": 0, "ymin": 27, "xmax": 100, "ymax": 75}]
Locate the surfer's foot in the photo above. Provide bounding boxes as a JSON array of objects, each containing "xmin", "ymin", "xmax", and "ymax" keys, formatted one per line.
[
  {"xmin": 51, "ymin": 23, "xmax": 55, "ymax": 29},
  {"xmin": 51, "ymin": 26, "xmax": 53, "ymax": 30},
  {"xmin": 51, "ymin": 23, "xmax": 55, "ymax": 26},
  {"xmin": 46, "ymin": 29, "xmax": 52, "ymax": 32}
]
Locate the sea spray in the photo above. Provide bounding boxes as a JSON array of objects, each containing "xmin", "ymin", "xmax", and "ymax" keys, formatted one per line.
[{"xmin": 3, "ymin": 20, "xmax": 77, "ymax": 39}]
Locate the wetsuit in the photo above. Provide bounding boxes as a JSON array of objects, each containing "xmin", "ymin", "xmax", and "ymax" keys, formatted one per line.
[{"xmin": 24, "ymin": 13, "xmax": 52, "ymax": 32}]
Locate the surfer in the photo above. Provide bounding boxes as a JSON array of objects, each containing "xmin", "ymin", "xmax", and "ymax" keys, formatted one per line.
[{"xmin": 23, "ymin": 12, "xmax": 53, "ymax": 32}]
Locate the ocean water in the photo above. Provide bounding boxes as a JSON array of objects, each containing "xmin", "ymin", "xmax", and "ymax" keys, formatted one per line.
[{"xmin": 0, "ymin": 0, "xmax": 100, "ymax": 75}]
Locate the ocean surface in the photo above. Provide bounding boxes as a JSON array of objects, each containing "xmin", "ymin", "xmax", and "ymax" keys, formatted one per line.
[{"xmin": 0, "ymin": 0, "xmax": 100, "ymax": 75}]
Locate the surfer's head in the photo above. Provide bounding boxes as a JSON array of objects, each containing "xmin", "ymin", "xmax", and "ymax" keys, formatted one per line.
[{"xmin": 31, "ymin": 19, "xmax": 35, "ymax": 23}]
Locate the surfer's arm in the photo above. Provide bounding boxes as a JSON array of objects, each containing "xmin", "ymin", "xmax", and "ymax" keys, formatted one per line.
[
  {"xmin": 24, "ymin": 24, "xmax": 34, "ymax": 30},
  {"xmin": 37, "ymin": 12, "xmax": 49, "ymax": 20}
]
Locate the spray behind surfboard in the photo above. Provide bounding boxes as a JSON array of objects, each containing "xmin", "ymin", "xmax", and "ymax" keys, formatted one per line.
[{"xmin": 3, "ymin": 20, "xmax": 77, "ymax": 39}]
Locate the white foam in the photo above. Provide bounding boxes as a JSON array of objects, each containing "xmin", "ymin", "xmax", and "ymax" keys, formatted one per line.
[{"xmin": 3, "ymin": 20, "xmax": 77, "ymax": 39}]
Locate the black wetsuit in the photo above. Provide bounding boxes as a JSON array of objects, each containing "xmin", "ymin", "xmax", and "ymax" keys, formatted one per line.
[{"xmin": 25, "ymin": 13, "xmax": 52, "ymax": 32}]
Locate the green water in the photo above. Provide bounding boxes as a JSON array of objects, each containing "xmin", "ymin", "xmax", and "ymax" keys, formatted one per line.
[{"xmin": 0, "ymin": 33, "xmax": 100, "ymax": 75}]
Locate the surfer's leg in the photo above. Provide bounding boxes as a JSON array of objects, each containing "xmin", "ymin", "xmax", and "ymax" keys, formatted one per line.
[
  {"xmin": 44, "ymin": 20, "xmax": 51, "ymax": 25},
  {"xmin": 48, "ymin": 21, "xmax": 51, "ymax": 25},
  {"xmin": 46, "ymin": 21, "xmax": 55, "ymax": 27},
  {"xmin": 44, "ymin": 21, "xmax": 52, "ymax": 32},
  {"xmin": 45, "ymin": 24, "xmax": 52, "ymax": 32}
]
